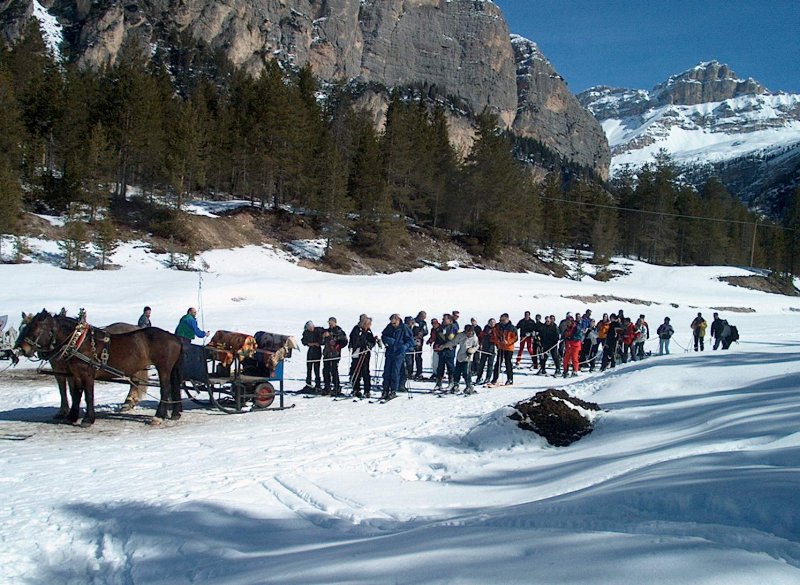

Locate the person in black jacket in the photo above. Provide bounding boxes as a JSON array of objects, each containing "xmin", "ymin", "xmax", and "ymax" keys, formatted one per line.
[
  {"xmin": 412, "ymin": 311, "xmax": 428, "ymax": 380},
  {"xmin": 322, "ymin": 317, "xmax": 348, "ymax": 396},
  {"xmin": 403, "ymin": 316, "xmax": 416, "ymax": 379},
  {"xmin": 470, "ymin": 317, "xmax": 483, "ymax": 376},
  {"xmin": 537, "ymin": 315, "xmax": 560, "ymax": 375},
  {"xmin": 475, "ymin": 318, "xmax": 496, "ymax": 383},
  {"xmin": 600, "ymin": 314, "xmax": 622, "ymax": 371},
  {"xmin": 348, "ymin": 315, "xmax": 377, "ymax": 398},
  {"xmin": 710, "ymin": 312, "xmax": 724, "ymax": 350},
  {"xmin": 516, "ymin": 311, "xmax": 536, "ymax": 367},
  {"xmin": 433, "ymin": 314, "xmax": 458, "ymax": 391},
  {"xmin": 301, "ymin": 321, "xmax": 323, "ymax": 392},
  {"xmin": 530, "ymin": 314, "xmax": 544, "ymax": 370}
]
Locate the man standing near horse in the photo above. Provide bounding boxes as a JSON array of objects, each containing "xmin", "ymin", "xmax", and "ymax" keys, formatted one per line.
[
  {"xmin": 138, "ymin": 306, "xmax": 152, "ymax": 328},
  {"xmin": 175, "ymin": 308, "xmax": 208, "ymax": 345}
]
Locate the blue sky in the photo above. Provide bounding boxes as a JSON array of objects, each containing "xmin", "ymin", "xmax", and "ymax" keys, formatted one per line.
[{"xmin": 494, "ymin": 0, "xmax": 800, "ymax": 94}]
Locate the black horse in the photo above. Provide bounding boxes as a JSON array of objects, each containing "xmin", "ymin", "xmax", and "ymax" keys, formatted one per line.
[{"xmin": 16, "ymin": 310, "xmax": 183, "ymax": 426}]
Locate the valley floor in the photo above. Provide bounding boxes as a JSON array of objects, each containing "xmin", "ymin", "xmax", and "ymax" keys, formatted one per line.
[{"xmin": 1, "ymin": 246, "xmax": 799, "ymax": 584}]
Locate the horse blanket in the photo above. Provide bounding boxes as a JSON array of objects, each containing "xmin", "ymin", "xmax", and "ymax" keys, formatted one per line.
[{"xmin": 208, "ymin": 330, "xmax": 258, "ymax": 368}]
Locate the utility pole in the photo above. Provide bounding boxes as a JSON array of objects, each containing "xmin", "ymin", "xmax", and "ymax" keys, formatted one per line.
[{"xmin": 750, "ymin": 219, "xmax": 759, "ymax": 267}]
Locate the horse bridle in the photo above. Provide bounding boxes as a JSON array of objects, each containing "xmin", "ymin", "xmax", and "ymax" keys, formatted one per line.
[
  {"xmin": 21, "ymin": 316, "xmax": 73, "ymax": 361},
  {"xmin": 21, "ymin": 324, "xmax": 57, "ymax": 357}
]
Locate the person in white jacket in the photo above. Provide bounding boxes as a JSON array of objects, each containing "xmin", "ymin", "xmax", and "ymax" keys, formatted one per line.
[{"xmin": 441, "ymin": 325, "xmax": 479, "ymax": 394}]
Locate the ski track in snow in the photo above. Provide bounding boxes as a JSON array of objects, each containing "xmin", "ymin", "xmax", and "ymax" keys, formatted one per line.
[{"xmin": 1, "ymin": 246, "xmax": 799, "ymax": 583}]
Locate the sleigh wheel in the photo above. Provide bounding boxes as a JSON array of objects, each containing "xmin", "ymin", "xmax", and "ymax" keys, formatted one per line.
[
  {"xmin": 252, "ymin": 382, "xmax": 276, "ymax": 409},
  {"xmin": 209, "ymin": 382, "xmax": 245, "ymax": 414}
]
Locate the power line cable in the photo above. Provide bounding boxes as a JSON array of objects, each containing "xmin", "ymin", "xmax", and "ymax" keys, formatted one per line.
[{"xmin": 537, "ymin": 195, "xmax": 796, "ymax": 233}]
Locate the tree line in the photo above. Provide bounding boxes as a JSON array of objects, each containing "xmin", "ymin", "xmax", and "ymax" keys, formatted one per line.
[{"xmin": 0, "ymin": 21, "xmax": 798, "ymax": 275}]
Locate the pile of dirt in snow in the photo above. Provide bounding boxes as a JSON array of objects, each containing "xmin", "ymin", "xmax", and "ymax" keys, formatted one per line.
[
  {"xmin": 509, "ymin": 388, "xmax": 601, "ymax": 447},
  {"xmin": 719, "ymin": 275, "xmax": 799, "ymax": 297},
  {"xmin": 563, "ymin": 294, "xmax": 656, "ymax": 306}
]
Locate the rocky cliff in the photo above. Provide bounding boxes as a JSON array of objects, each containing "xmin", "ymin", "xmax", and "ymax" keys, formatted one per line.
[
  {"xmin": 511, "ymin": 35, "xmax": 610, "ymax": 177},
  {"xmin": 1, "ymin": 0, "xmax": 610, "ymax": 177},
  {"xmin": 651, "ymin": 61, "xmax": 766, "ymax": 107}
]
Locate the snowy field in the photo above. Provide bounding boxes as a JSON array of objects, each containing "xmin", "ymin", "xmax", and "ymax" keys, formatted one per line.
[{"xmin": 1, "ymin": 244, "xmax": 799, "ymax": 584}]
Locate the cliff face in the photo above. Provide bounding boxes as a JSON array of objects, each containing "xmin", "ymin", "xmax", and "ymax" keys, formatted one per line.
[
  {"xmin": 511, "ymin": 35, "xmax": 610, "ymax": 178},
  {"xmin": 2, "ymin": 0, "xmax": 610, "ymax": 177}
]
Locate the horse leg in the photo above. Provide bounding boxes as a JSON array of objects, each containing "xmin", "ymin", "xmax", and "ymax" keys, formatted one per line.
[
  {"xmin": 169, "ymin": 361, "xmax": 183, "ymax": 420},
  {"xmin": 152, "ymin": 367, "xmax": 170, "ymax": 423},
  {"xmin": 81, "ymin": 375, "xmax": 96, "ymax": 427},
  {"xmin": 67, "ymin": 383, "xmax": 82, "ymax": 424},
  {"xmin": 55, "ymin": 374, "xmax": 70, "ymax": 419},
  {"xmin": 119, "ymin": 369, "xmax": 147, "ymax": 412}
]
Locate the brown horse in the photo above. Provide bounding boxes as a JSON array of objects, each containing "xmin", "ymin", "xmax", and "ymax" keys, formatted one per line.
[
  {"xmin": 16, "ymin": 310, "xmax": 183, "ymax": 426},
  {"xmin": 20, "ymin": 314, "xmax": 149, "ymax": 418}
]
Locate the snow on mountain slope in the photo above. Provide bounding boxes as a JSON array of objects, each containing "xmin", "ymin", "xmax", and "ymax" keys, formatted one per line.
[
  {"xmin": 1, "ymin": 245, "xmax": 799, "ymax": 584},
  {"xmin": 578, "ymin": 62, "xmax": 800, "ymax": 203},
  {"xmin": 599, "ymin": 92, "xmax": 800, "ymax": 170}
]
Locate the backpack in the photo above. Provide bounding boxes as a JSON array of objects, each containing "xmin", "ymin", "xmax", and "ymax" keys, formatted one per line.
[{"xmin": 729, "ymin": 325, "xmax": 739, "ymax": 342}]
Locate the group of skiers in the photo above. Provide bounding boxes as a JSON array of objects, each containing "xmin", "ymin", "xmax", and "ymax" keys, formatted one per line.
[{"xmin": 300, "ymin": 309, "xmax": 739, "ymax": 401}]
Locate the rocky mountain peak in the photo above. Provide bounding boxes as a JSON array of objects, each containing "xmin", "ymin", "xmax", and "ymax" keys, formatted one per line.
[
  {"xmin": 576, "ymin": 62, "xmax": 800, "ymax": 211},
  {"xmin": 577, "ymin": 61, "xmax": 770, "ymax": 120},
  {"xmin": 652, "ymin": 60, "xmax": 767, "ymax": 106}
]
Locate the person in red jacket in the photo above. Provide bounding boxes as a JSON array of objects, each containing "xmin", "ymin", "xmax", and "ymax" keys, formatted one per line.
[
  {"xmin": 561, "ymin": 315, "xmax": 583, "ymax": 377},
  {"xmin": 491, "ymin": 313, "xmax": 518, "ymax": 385},
  {"xmin": 621, "ymin": 317, "xmax": 636, "ymax": 363}
]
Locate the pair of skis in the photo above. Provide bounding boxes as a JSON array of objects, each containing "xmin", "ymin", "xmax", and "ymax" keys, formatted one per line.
[{"xmin": 482, "ymin": 381, "xmax": 513, "ymax": 388}]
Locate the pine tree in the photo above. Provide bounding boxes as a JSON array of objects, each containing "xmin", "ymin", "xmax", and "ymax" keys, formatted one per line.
[
  {"xmin": 0, "ymin": 65, "xmax": 23, "ymax": 241},
  {"xmin": 59, "ymin": 215, "xmax": 90, "ymax": 270},
  {"xmin": 81, "ymin": 123, "xmax": 115, "ymax": 221},
  {"xmin": 674, "ymin": 184, "xmax": 702, "ymax": 264},
  {"xmin": 427, "ymin": 105, "xmax": 459, "ymax": 229},
  {"xmin": 347, "ymin": 111, "xmax": 404, "ymax": 256},
  {"xmin": 588, "ymin": 186, "xmax": 617, "ymax": 264},
  {"xmin": 783, "ymin": 187, "xmax": 800, "ymax": 275},
  {"xmin": 101, "ymin": 40, "xmax": 166, "ymax": 201},
  {"xmin": 8, "ymin": 21, "xmax": 64, "ymax": 176},
  {"xmin": 638, "ymin": 152, "xmax": 677, "ymax": 264},
  {"xmin": 93, "ymin": 217, "xmax": 118, "ymax": 269},
  {"xmin": 164, "ymin": 97, "xmax": 210, "ymax": 210},
  {"xmin": 698, "ymin": 177, "xmax": 733, "ymax": 265},
  {"xmin": 540, "ymin": 172, "xmax": 567, "ymax": 253},
  {"xmin": 612, "ymin": 168, "xmax": 638, "ymax": 258},
  {"xmin": 382, "ymin": 92, "xmax": 431, "ymax": 221},
  {"xmin": 459, "ymin": 111, "xmax": 532, "ymax": 256},
  {"xmin": 310, "ymin": 128, "xmax": 351, "ymax": 251}
]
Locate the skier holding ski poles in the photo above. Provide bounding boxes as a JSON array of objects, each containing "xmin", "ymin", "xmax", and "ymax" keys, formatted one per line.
[{"xmin": 349, "ymin": 315, "xmax": 377, "ymax": 399}]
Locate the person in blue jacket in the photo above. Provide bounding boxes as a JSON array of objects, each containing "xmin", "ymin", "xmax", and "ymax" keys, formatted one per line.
[{"xmin": 381, "ymin": 313, "xmax": 414, "ymax": 401}]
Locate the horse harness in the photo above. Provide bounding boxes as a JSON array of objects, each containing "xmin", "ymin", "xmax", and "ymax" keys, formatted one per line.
[
  {"xmin": 54, "ymin": 320, "xmax": 112, "ymax": 371},
  {"xmin": 26, "ymin": 318, "xmax": 124, "ymax": 379}
]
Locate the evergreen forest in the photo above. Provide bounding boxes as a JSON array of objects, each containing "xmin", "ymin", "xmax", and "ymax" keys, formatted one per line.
[{"xmin": 1, "ymin": 22, "xmax": 799, "ymax": 276}]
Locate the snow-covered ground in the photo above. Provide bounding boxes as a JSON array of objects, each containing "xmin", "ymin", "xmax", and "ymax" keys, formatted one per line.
[{"xmin": 1, "ymin": 244, "xmax": 799, "ymax": 584}]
